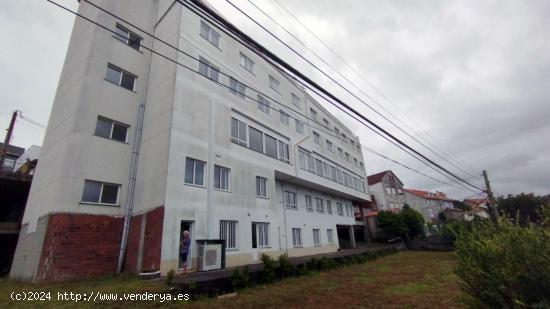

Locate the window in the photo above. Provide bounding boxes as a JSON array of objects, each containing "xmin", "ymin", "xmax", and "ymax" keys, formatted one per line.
[
  {"xmin": 337, "ymin": 170, "xmax": 343, "ymax": 184},
  {"xmin": 200, "ymin": 20, "xmax": 220, "ymax": 47},
  {"xmin": 214, "ymin": 165, "xmax": 230, "ymax": 191},
  {"xmin": 231, "ymin": 117, "xmax": 247, "ymax": 145},
  {"xmin": 185, "ymin": 158, "xmax": 206, "ymax": 186},
  {"xmin": 3, "ymin": 158, "xmax": 15, "ymax": 169},
  {"xmin": 354, "ymin": 158, "xmax": 358, "ymax": 166},
  {"xmin": 269, "ymin": 75, "xmax": 280, "ymax": 92},
  {"xmin": 326, "ymin": 200, "xmax": 332, "ymax": 214},
  {"xmin": 337, "ymin": 203, "xmax": 344, "ymax": 216},
  {"xmin": 323, "ymin": 118, "xmax": 329, "ymax": 127},
  {"xmin": 105, "ymin": 64, "xmax": 136, "ymax": 91},
  {"xmin": 265, "ymin": 134, "xmax": 278, "ymax": 158},
  {"xmin": 278, "ymin": 141, "xmax": 290, "ymax": 162},
  {"xmin": 313, "ymin": 229, "xmax": 321, "ymax": 246},
  {"xmin": 295, "ymin": 119, "xmax": 304, "ymax": 134},
  {"xmin": 305, "ymin": 195, "xmax": 313, "ymax": 212},
  {"xmin": 313, "ymin": 132, "xmax": 321, "ymax": 144},
  {"xmin": 252, "ymin": 222, "xmax": 269, "ymax": 248},
  {"xmin": 198, "ymin": 56, "xmax": 219, "ymax": 82},
  {"xmin": 285, "ymin": 191, "xmax": 297, "ymax": 210},
  {"xmin": 357, "ymin": 145, "xmax": 361, "ymax": 152},
  {"xmin": 229, "ymin": 78, "xmax": 246, "ymax": 98},
  {"xmin": 327, "ymin": 229, "xmax": 334, "ymax": 244},
  {"xmin": 310, "ymin": 108, "xmax": 317, "ymax": 121},
  {"xmin": 330, "ymin": 166, "xmax": 337, "ymax": 182},
  {"xmin": 345, "ymin": 152, "xmax": 350, "ymax": 162},
  {"xmin": 315, "ymin": 158, "xmax": 323, "ymax": 176},
  {"xmin": 81, "ymin": 180, "xmax": 120, "ymax": 205},
  {"xmin": 95, "ymin": 116, "xmax": 129, "ymax": 143},
  {"xmin": 239, "ymin": 52, "xmax": 254, "ymax": 72},
  {"xmin": 256, "ymin": 176, "xmax": 268, "ymax": 197},
  {"xmin": 279, "ymin": 110, "xmax": 290, "ymax": 125},
  {"xmin": 338, "ymin": 148, "xmax": 343, "ymax": 158},
  {"xmin": 291, "ymin": 93, "xmax": 300, "ymax": 107},
  {"xmin": 220, "ymin": 220, "xmax": 237, "ymax": 249},
  {"xmin": 315, "ymin": 198, "xmax": 324, "ymax": 213},
  {"xmin": 292, "ymin": 228, "xmax": 302, "ymax": 247},
  {"xmin": 114, "ymin": 23, "xmax": 142, "ymax": 50},
  {"xmin": 257, "ymin": 95, "xmax": 271, "ymax": 114},
  {"xmin": 334, "ymin": 127, "xmax": 340, "ymax": 134},
  {"xmin": 343, "ymin": 172, "xmax": 349, "ymax": 186},
  {"xmin": 326, "ymin": 140, "xmax": 333, "ymax": 152},
  {"xmin": 322, "ymin": 162, "xmax": 330, "ymax": 178},
  {"xmin": 360, "ymin": 162, "xmax": 364, "ymax": 170},
  {"xmin": 249, "ymin": 126, "xmax": 264, "ymax": 153}
]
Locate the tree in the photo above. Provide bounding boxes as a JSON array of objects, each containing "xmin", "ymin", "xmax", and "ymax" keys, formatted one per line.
[
  {"xmin": 377, "ymin": 206, "xmax": 425, "ymax": 240},
  {"xmin": 452, "ymin": 200, "xmax": 471, "ymax": 211},
  {"xmin": 377, "ymin": 210, "xmax": 407, "ymax": 239},
  {"xmin": 497, "ymin": 193, "xmax": 549, "ymax": 226},
  {"xmin": 401, "ymin": 205, "xmax": 425, "ymax": 239}
]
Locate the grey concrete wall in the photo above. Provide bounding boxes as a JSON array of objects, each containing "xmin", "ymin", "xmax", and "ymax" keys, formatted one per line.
[{"xmin": 9, "ymin": 216, "xmax": 48, "ymax": 281}]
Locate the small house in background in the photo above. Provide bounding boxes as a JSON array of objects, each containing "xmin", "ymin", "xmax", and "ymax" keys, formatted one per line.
[
  {"xmin": 404, "ymin": 189, "xmax": 456, "ymax": 223},
  {"xmin": 367, "ymin": 170, "xmax": 406, "ymax": 211},
  {"xmin": 464, "ymin": 198, "xmax": 491, "ymax": 219},
  {"xmin": 0, "ymin": 143, "xmax": 24, "ymax": 172},
  {"xmin": 14, "ymin": 145, "xmax": 41, "ymax": 175}
]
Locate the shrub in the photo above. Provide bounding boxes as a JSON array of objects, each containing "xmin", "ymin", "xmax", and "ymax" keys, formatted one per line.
[
  {"xmin": 260, "ymin": 253, "xmax": 277, "ymax": 283},
  {"xmin": 401, "ymin": 205, "xmax": 425, "ymax": 239},
  {"xmin": 166, "ymin": 269, "xmax": 175, "ymax": 285},
  {"xmin": 277, "ymin": 254, "xmax": 295, "ymax": 279},
  {"xmin": 295, "ymin": 263, "xmax": 310, "ymax": 276},
  {"xmin": 231, "ymin": 266, "xmax": 251, "ymax": 290},
  {"xmin": 377, "ymin": 210, "xmax": 407, "ymax": 238},
  {"xmin": 455, "ymin": 218, "xmax": 550, "ymax": 308}
]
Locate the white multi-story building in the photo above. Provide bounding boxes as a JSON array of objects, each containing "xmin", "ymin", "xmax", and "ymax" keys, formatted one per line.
[
  {"xmin": 10, "ymin": 0, "xmax": 371, "ymax": 282},
  {"xmin": 404, "ymin": 189, "xmax": 455, "ymax": 222},
  {"xmin": 367, "ymin": 170, "xmax": 405, "ymax": 211}
]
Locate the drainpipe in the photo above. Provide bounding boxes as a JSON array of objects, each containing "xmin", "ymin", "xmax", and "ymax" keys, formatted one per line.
[
  {"xmin": 206, "ymin": 99, "xmax": 214, "ymax": 239},
  {"xmin": 117, "ymin": 0, "xmax": 160, "ymax": 274}
]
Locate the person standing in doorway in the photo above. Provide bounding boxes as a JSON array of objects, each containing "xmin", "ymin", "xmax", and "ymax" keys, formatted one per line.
[{"xmin": 180, "ymin": 230, "xmax": 190, "ymax": 275}]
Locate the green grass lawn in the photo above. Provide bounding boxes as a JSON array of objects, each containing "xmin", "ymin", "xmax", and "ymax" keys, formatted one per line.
[{"xmin": 1, "ymin": 251, "xmax": 464, "ymax": 308}]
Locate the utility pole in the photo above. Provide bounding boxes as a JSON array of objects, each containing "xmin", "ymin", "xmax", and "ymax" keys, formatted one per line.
[
  {"xmin": 0, "ymin": 110, "xmax": 19, "ymax": 169},
  {"xmin": 483, "ymin": 170, "xmax": 499, "ymax": 222}
]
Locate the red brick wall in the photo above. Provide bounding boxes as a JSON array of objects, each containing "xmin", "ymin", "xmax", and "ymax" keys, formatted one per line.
[
  {"xmin": 36, "ymin": 213, "xmax": 123, "ymax": 282},
  {"xmin": 141, "ymin": 206, "xmax": 164, "ymax": 272},
  {"xmin": 35, "ymin": 206, "xmax": 164, "ymax": 282}
]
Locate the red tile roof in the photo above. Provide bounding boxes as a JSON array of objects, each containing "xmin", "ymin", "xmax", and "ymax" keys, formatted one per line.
[
  {"xmin": 367, "ymin": 170, "xmax": 388, "ymax": 185},
  {"xmin": 404, "ymin": 188, "xmax": 456, "ymax": 201}
]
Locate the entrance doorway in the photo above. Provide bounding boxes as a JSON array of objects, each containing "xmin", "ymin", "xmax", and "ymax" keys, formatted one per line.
[{"xmin": 179, "ymin": 221, "xmax": 194, "ymax": 269}]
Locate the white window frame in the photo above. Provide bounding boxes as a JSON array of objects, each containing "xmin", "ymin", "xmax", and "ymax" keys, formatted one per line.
[
  {"xmin": 291, "ymin": 93, "xmax": 300, "ymax": 108},
  {"xmin": 213, "ymin": 165, "xmax": 230, "ymax": 191},
  {"xmin": 305, "ymin": 195, "xmax": 313, "ymax": 212},
  {"xmin": 113, "ymin": 23, "xmax": 142, "ymax": 51},
  {"xmin": 220, "ymin": 220, "xmax": 238, "ymax": 250},
  {"xmin": 105, "ymin": 64, "xmax": 136, "ymax": 91},
  {"xmin": 184, "ymin": 158, "xmax": 206, "ymax": 186},
  {"xmin": 295, "ymin": 119, "xmax": 304, "ymax": 134},
  {"xmin": 229, "ymin": 78, "xmax": 246, "ymax": 98},
  {"xmin": 279, "ymin": 110, "xmax": 290, "ymax": 125},
  {"xmin": 326, "ymin": 200, "xmax": 332, "ymax": 215},
  {"xmin": 327, "ymin": 229, "xmax": 334, "ymax": 244},
  {"xmin": 256, "ymin": 176, "xmax": 268, "ymax": 198},
  {"xmin": 315, "ymin": 198, "xmax": 324, "ymax": 213},
  {"xmin": 94, "ymin": 116, "xmax": 129, "ymax": 143},
  {"xmin": 231, "ymin": 117, "xmax": 248, "ymax": 146},
  {"xmin": 313, "ymin": 229, "xmax": 321, "ymax": 246},
  {"xmin": 81, "ymin": 180, "xmax": 120, "ymax": 205},
  {"xmin": 239, "ymin": 52, "xmax": 254, "ymax": 73},
  {"xmin": 278, "ymin": 140, "xmax": 290, "ymax": 162},
  {"xmin": 199, "ymin": 56, "xmax": 219, "ymax": 82},
  {"xmin": 292, "ymin": 228, "xmax": 302, "ymax": 247},
  {"xmin": 252, "ymin": 222, "xmax": 270, "ymax": 248},
  {"xmin": 200, "ymin": 20, "xmax": 220, "ymax": 47},
  {"xmin": 326, "ymin": 140, "xmax": 333, "ymax": 152},
  {"xmin": 257, "ymin": 95, "xmax": 271, "ymax": 114},
  {"xmin": 285, "ymin": 190, "xmax": 297, "ymax": 210},
  {"xmin": 313, "ymin": 132, "xmax": 321, "ymax": 144},
  {"xmin": 337, "ymin": 202, "xmax": 344, "ymax": 216},
  {"xmin": 269, "ymin": 75, "xmax": 280, "ymax": 92}
]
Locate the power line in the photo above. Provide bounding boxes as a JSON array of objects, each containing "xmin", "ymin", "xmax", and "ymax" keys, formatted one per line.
[
  {"xmin": 46, "ymin": 0, "xmax": 480, "ymax": 193},
  {"xmin": 267, "ymin": 0, "xmax": 480, "ymax": 178},
  {"xmin": 19, "ymin": 113, "xmax": 47, "ymax": 129},
  {"xmin": 181, "ymin": 0, "xmax": 483, "ymax": 191}
]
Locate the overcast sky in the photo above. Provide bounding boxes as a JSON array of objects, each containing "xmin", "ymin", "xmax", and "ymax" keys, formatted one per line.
[{"xmin": 1, "ymin": 0, "xmax": 548, "ymax": 199}]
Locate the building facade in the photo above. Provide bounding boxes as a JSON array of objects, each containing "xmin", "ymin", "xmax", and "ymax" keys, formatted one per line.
[
  {"xmin": 10, "ymin": 0, "xmax": 370, "ymax": 282},
  {"xmin": 404, "ymin": 189, "xmax": 455, "ymax": 223},
  {"xmin": 367, "ymin": 170, "xmax": 405, "ymax": 211}
]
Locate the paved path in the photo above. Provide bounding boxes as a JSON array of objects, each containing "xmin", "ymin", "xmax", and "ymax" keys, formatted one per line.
[{"xmin": 173, "ymin": 242, "xmax": 399, "ymax": 284}]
